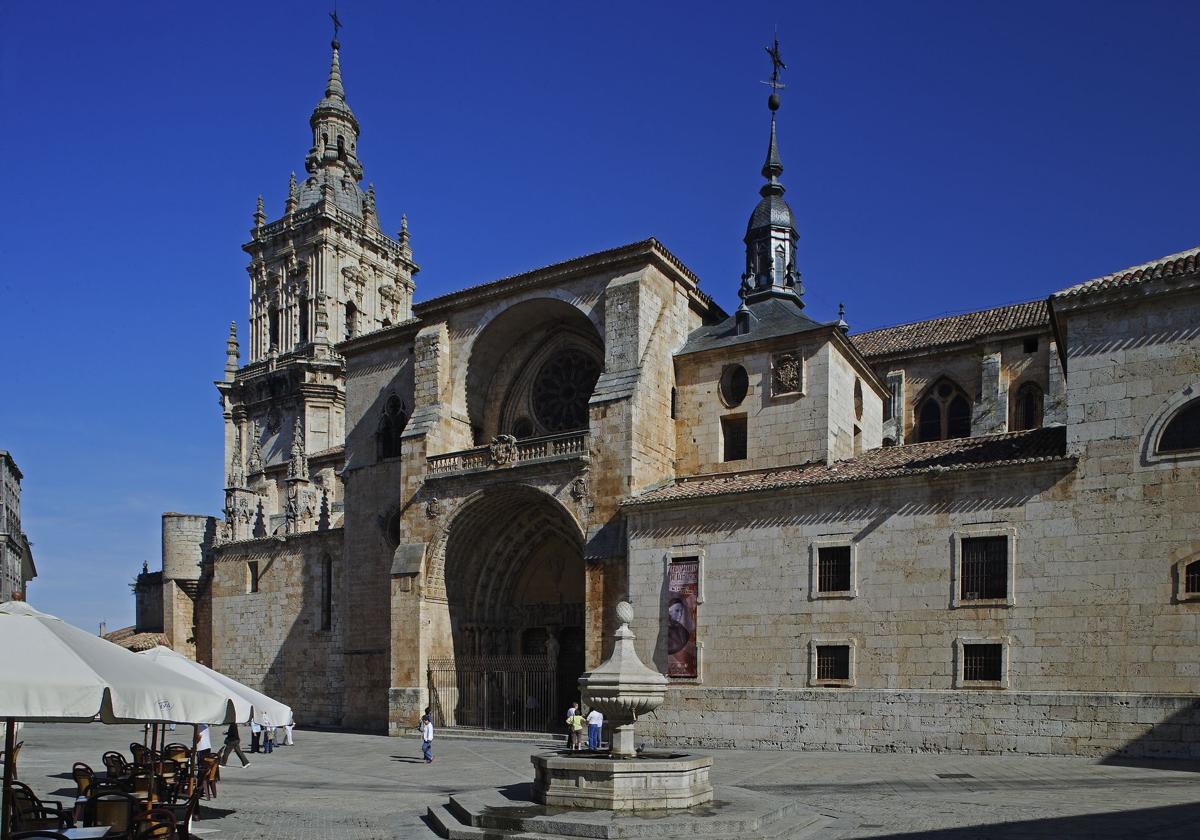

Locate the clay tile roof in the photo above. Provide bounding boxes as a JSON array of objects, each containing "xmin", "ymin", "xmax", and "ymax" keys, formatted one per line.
[
  {"xmin": 1054, "ymin": 245, "xmax": 1200, "ymax": 300},
  {"xmin": 850, "ymin": 300, "xmax": 1048, "ymax": 359},
  {"xmin": 103, "ymin": 626, "xmax": 169, "ymax": 652},
  {"xmin": 624, "ymin": 426, "xmax": 1068, "ymax": 507}
]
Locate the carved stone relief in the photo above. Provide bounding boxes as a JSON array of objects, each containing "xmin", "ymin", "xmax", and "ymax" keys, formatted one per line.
[{"xmin": 771, "ymin": 351, "xmax": 802, "ymax": 396}]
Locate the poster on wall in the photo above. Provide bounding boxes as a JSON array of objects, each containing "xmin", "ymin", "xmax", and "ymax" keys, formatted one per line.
[{"xmin": 666, "ymin": 558, "xmax": 698, "ymax": 678}]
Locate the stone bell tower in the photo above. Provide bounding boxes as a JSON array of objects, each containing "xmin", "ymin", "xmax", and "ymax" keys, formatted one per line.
[{"xmin": 215, "ymin": 30, "xmax": 419, "ymax": 541}]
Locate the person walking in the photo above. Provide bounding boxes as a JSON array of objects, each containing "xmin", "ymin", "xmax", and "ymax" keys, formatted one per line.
[
  {"xmin": 249, "ymin": 717, "xmax": 261, "ymax": 753},
  {"xmin": 421, "ymin": 708, "xmax": 435, "ymax": 764},
  {"xmin": 220, "ymin": 722, "xmax": 250, "ymax": 768},
  {"xmin": 260, "ymin": 712, "xmax": 274, "ymax": 754},
  {"xmin": 586, "ymin": 706, "xmax": 604, "ymax": 751},
  {"xmin": 567, "ymin": 708, "xmax": 586, "ymax": 750}
]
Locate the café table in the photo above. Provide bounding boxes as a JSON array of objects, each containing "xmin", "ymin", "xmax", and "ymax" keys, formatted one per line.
[{"xmin": 62, "ymin": 828, "xmax": 112, "ymax": 839}]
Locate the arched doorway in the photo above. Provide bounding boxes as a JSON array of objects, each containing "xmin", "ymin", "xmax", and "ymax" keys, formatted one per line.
[{"xmin": 428, "ymin": 485, "xmax": 585, "ymax": 732}]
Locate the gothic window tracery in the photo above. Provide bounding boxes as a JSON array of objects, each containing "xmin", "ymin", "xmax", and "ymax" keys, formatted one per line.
[
  {"xmin": 531, "ymin": 349, "xmax": 601, "ymax": 433},
  {"xmin": 916, "ymin": 378, "xmax": 972, "ymax": 442}
]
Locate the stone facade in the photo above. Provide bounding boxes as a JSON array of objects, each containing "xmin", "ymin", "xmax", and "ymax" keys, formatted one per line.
[
  {"xmin": 0, "ymin": 451, "xmax": 35, "ymax": 603},
  {"xmin": 134, "ymin": 35, "xmax": 1200, "ymax": 760}
]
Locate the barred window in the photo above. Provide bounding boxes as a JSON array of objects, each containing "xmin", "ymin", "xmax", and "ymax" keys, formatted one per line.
[
  {"xmin": 816, "ymin": 645, "xmax": 850, "ymax": 681},
  {"xmin": 960, "ymin": 536, "xmax": 1007, "ymax": 601},
  {"xmin": 817, "ymin": 546, "xmax": 852, "ymax": 593},
  {"xmin": 1186, "ymin": 559, "xmax": 1200, "ymax": 595},
  {"xmin": 962, "ymin": 643, "xmax": 1003, "ymax": 682}
]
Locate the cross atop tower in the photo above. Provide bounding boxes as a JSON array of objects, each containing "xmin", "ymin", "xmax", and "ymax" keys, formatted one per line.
[
  {"xmin": 764, "ymin": 35, "xmax": 786, "ymax": 94},
  {"xmin": 330, "ymin": 8, "xmax": 343, "ymax": 45}
]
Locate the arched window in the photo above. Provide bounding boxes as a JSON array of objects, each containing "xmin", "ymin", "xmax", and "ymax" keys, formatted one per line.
[
  {"xmin": 268, "ymin": 307, "xmax": 280, "ymax": 350},
  {"xmin": 773, "ymin": 245, "xmax": 786, "ymax": 286},
  {"xmin": 916, "ymin": 378, "xmax": 972, "ymax": 442},
  {"xmin": 1158, "ymin": 398, "xmax": 1200, "ymax": 453},
  {"xmin": 336, "ymin": 135, "xmax": 345, "ymax": 157},
  {"xmin": 345, "ymin": 302, "xmax": 358, "ymax": 339},
  {"xmin": 376, "ymin": 395, "xmax": 407, "ymax": 460},
  {"xmin": 1012, "ymin": 382, "xmax": 1044, "ymax": 431}
]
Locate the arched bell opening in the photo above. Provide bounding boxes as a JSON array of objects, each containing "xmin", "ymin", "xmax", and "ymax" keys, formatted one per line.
[{"xmin": 430, "ymin": 485, "xmax": 586, "ymax": 732}]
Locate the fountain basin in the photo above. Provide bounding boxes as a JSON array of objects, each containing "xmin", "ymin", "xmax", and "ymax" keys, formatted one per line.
[{"xmin": 531, "ymin": 750, "xmax": 714, "ymax": 811}]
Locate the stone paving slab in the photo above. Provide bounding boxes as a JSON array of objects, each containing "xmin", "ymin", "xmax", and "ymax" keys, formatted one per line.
[{"xmin": 8, "ymin": 724, "xmax": 1200, "ymax": 839}]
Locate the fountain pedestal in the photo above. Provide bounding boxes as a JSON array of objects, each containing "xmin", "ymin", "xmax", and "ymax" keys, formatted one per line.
[{"xmin": 530, "ymin": 601, "xmax": 713, "ymax": 811}]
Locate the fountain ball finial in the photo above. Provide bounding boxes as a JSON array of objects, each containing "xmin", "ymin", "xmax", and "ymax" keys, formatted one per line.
[{"xmin": 616, "ymin": 601, "xmax": 634, "ymax": 625}]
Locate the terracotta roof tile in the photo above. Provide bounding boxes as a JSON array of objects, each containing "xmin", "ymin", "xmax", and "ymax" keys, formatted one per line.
[
  {"xmin": 850, "ymin": 300, "xmax": 1048, "ymax": 359},
  {"xmin": 103, "ymin": 626, "xmax": 169, "ymax": 652},
  {"xmin": 624, "ymin": 427, "xmax": 1068, "ymax": 507},
  {"xmin": 1054, "ymin": 246, "xmax": 1200, "ymax": 299}
]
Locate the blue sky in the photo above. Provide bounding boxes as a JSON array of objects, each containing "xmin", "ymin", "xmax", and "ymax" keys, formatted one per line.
[{"xmin": 3, "ymin": 1, "xmax": 1199, "ymax": 630}]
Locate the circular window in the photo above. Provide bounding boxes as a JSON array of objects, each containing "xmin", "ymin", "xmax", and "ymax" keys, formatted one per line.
[
  {"xmin": 532, "ymin": 349, "xmax": 601, "ymax": 432},
  {"xmin": 719, "ymin": 364, "xmax": 749, "ymax": 407}
]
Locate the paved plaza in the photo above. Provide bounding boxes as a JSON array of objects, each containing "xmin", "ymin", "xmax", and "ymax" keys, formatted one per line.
[{"xmin": 12, "ymin": 723, "xmax": 1200, "ymax": 838}]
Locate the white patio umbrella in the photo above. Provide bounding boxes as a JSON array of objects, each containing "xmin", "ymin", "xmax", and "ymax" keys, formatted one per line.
[
  {"xmin": 0, "ymin": 601, "xmax": 237, "ymax": 839},
  {"xmin": 139, "ymin": 646, "xmax": 293, "ymax": 726}
]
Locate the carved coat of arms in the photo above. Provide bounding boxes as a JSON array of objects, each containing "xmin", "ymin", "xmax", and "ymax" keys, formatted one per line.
[{"xmin": 489, "ymin": 435, "xmax": 518, "ymax": 466}]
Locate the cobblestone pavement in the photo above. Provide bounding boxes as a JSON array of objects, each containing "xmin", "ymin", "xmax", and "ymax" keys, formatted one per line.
[{"xmin": 13, "ymin": 723, "xmax": 1200, "ymax": 838}]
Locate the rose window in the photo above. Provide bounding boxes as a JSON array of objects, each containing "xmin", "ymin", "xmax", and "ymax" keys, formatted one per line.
[{"xmin": 532, "ymin": 350, "xmax": 601, "ymax": 432}]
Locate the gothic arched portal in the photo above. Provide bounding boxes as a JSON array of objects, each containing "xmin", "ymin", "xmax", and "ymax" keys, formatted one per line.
[{"xmin": 429, "ymin": 485, "xmax": 586, "ymax": 732}]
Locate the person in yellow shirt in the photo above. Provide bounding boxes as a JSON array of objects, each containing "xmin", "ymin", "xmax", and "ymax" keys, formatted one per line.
[{"xmin": 567, "ymin": 710, "xmax": 586, "ymax": 750}]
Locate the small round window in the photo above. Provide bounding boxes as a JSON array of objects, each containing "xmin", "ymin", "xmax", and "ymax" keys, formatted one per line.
[{"xmin": 719, "ymin": 364, "xmax": 749, "ymax": 407}]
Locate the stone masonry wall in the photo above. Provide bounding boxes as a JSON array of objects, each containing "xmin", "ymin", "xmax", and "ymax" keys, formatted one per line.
[{"xmin": 210, "ymin": 530, "xmax": 345, "ymax": 726}]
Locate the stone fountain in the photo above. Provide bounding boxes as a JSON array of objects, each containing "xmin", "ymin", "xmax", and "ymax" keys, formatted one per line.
[{"xmin": 530, "ymin": 601, "xmax": 714, "ymax": 810}]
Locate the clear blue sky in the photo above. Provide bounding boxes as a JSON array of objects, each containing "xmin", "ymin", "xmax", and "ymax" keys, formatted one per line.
[{"xmin": 3, "ymin": 1, "xmax": 1198, "ymax": 631}]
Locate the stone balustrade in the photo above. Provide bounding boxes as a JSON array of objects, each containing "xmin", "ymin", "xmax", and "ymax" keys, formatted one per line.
[{"xmin": 428, "ymin": 430, "xmax": 589, "ymax": 476}]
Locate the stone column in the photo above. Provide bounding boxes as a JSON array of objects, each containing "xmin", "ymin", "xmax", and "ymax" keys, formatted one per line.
[{"xmin": 973, "ymin": 349, "xmax": 1008, "ymax": 435}]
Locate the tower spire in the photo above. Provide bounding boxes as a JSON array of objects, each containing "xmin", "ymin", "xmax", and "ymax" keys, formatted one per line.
[{"xmin": 740, "ymin": 35, "xmax": 802, "ymax": 307}]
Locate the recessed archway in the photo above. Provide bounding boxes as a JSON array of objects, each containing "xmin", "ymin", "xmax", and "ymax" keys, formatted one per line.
[{"xmin": 429, "ymin": 484, "xmax": 586, "ymax": 732}]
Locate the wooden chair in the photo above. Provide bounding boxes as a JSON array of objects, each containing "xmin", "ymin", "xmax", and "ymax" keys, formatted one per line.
[
  {"xmin": 126, "ymin": 766, "xmax": 154, "ymax": 804},
  {"xmin": 158, "ymin": 787, "xmax": 201, "ymax": 840},
  {"xmin": 129, "ymin": 742, "xmax": 147, "ymax": 766},
  {"xmin": 82, "ymin": 790, "xmax": 139, "ymax": 840},
  {"xmin": 161, "ymin": 744, "xmax": 191, "ymax": 763},
  {"xmin": 153, "ymin": 758, "xmax": 183, "ymax": 804},
  {"xmin": 132, "ymin": 808, "xmax": 177, "ymax": 840},
  {"xmin": 7, "ymin": 781, "xmax": 72, "ymax": 833},
  {"xmin": 102, "ymin": 750, "xmax": 133, "ymax": 782},
  {"xmin": 72, "ymin": 762, "xmax": 95, "ymax": 797},
  {"xmin": 197, "ymin": 754, "xmax": 220, "ymax": 801}
]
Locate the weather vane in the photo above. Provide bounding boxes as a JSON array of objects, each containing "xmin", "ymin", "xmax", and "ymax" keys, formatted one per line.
[
  {"xmin": 763, "ymin": 35, "xmax": 786, "ymax": 93},
  {"xmin": 330, "ymin": 7, "xmax": 343, "ymax": 43}
]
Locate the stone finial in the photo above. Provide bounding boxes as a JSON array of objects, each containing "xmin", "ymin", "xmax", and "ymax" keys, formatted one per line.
[
  {"xmin": 398, "ymin": 213, "xmax": 411, "ymax": 250},
  {"xmin": 364, "ymin": 183, "xmax": 377, "ymax": 222},
  {"xmin": 254, "ymin": 195, "xmax": 266, "ymax": 228},
  {"xmin": 224, "ymin": 321, "xmax": 240, "ymax": 379},
  {"xmin": 228, "ymin": 427, "xmax": 245, "ymax": 489},
  {"xmin": 285, "ymin": 171, "xmax": 298, "ymax": 214},
  {"xmin": 287, "ymin": 415, "xmax": 308, "ymax": 480},
  {"xmin": 836, "ymin": 302, "xmax": 849, "ymax": 333}
]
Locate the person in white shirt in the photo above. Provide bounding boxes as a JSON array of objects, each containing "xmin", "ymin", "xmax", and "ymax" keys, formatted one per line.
[
  {"xmin": 420, "ymin": 706, "xmax": 434, "ymax": 764},
  {"xmin": 260, "ymin": 712, "xmax": 274, "ymax": 754},
  {"xmin": 283, "ymin": 721, "xmax": 294, "ymax": 746},
  {"xmin": 586, "ymin": 707, "xmax": 604, "ymax": 751}
]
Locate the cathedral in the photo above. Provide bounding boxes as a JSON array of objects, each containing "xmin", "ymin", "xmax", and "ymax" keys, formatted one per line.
[{"xmin": 122, "ymin": 33, "xmax": 1200, "ymax": 759}]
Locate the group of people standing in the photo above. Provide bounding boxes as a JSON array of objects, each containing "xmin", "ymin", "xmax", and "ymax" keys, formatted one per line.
[
  {"xmin": 565, "ymin": 702, "xmax": 604, "ymax": 751},
  {"xmin": 218, "ymin": 712, "xmax": 295, "ymax": 768}
]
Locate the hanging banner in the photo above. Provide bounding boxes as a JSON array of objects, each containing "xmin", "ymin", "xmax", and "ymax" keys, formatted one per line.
[{"xmin": 666, "ymin": 558, "xmax": 698, "ymax": 678}]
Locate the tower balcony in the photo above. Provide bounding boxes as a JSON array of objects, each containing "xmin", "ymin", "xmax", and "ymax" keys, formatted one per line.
[{"xmin": 427, "ymin": 430, "xmax": 590, "ymax": 478}]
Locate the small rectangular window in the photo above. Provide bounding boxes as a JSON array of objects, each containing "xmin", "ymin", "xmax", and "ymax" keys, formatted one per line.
[
  {"xmin": 321, "ymin": 556, "xmax": 333, "ymax": 630},
  {"xmin": 247, "ymin": 560, "xmax": 260, "ymax": 594},
  {"xmin": 817, "ymin": 546, "xmax": 852, "ymax": 593},
  {"xmin": 962, "ymin": 643, "xmax": 1003, "ymax": 682},
  {"xmin": 722, "ymin": 416, "xmax": 747, "ymax": 462},
  {"xmin": 1186, "ymin": 560, "xmax": 1200, "ymax": 595},
  {"xmin": 816, "ymin": 645, "xmax": 851, "ymax": 681},
  {"xmin": 960, "ymin": 536, "xmax": 1007, "ymax": 600},
  {"xmin": 1023, "ymin": 337, "xmax": 1038, "ymax": 354}
]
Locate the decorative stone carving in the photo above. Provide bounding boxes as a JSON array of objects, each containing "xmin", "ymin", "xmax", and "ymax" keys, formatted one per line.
[
  {"xmin": 247, "ymin": 421, "xmax": 263, "ymax": 473},
  {"xmin": 228, "ymin": 428, "xmax": 244, "ymax": 488},
  {"xmin": 288, "ymin": 415, "xmax": 308, "ymax": 480},
  {"xmin": 341, "ymin": 265, "xmax": 366, "ymax": 301},
  {"xmin": 489, "ymin": 434, "xmax": 518, "ymax": 466},
  {"xmin": 771, "ymin": 351, "xmax": 802, "ymax": 396},
  {"xmin": 425, "ymin": 496, "xmax": 442, "ymax": 518},
  {"xmin": 266, "ymin": 407, "xmax": 282, "ymax": 435},
  {"xmin": 570, "ymin": 472, "xmax": 589, "ymax": 502}
]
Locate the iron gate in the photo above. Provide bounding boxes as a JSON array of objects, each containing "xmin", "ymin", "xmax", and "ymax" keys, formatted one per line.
[{"xmin": 428, "ymin": 655, "xmax": 558, "ymax": 732}]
